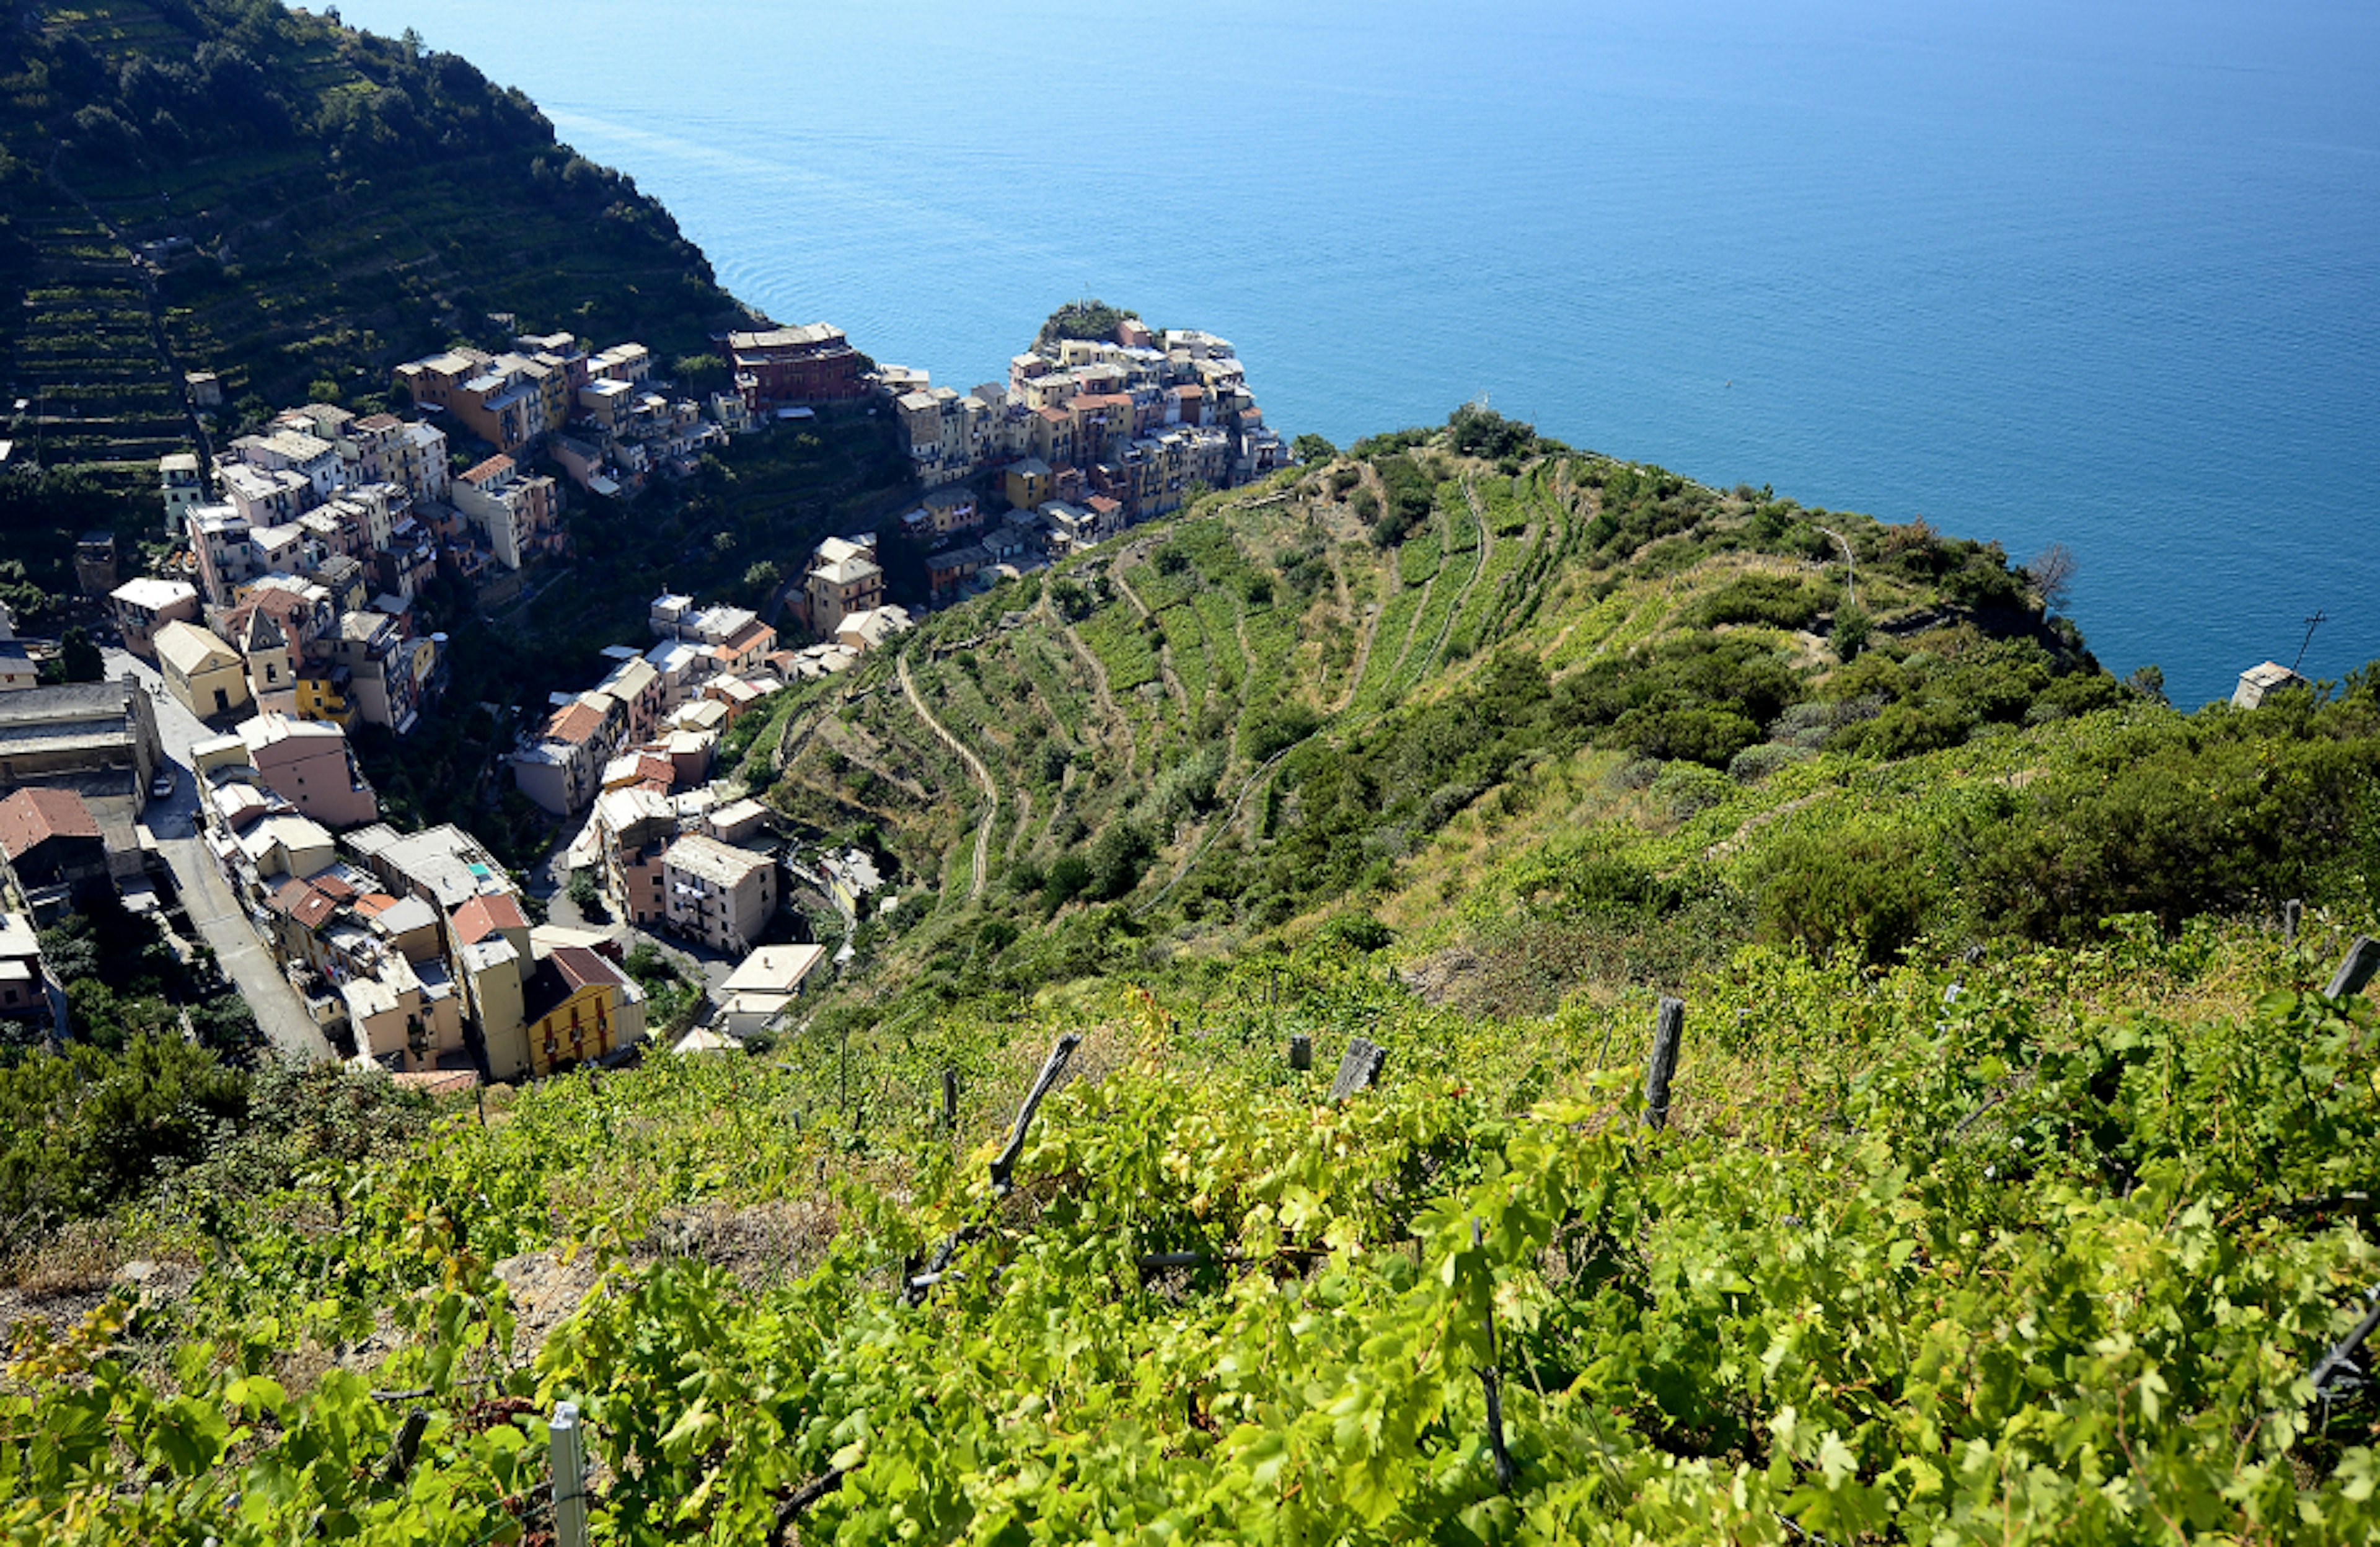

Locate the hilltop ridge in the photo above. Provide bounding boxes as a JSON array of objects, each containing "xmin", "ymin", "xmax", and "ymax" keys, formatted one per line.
[{"xmin": 0, "ymin": 0, "xmax": 759, "ymax": 593}]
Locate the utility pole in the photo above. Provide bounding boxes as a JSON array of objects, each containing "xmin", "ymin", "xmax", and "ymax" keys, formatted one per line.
[{"xmin": 2293, "ymin": 609, "xmax": 2327, "ymax": 674}]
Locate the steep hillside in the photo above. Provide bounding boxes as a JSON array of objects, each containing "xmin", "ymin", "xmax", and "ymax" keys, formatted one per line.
[
  {"xmin": 743, "ymin": 413, "xmax": 2143, "ymax": 990},
  {"xmin": 9, "ymin": 897, "xmax": 2380, "ymax": 1543},
  {"xmin": 10, "ymin": 409, "xmax": 2380, "ymax": 1540},
  {"xmin": 0, "ymin": 0, "xmax": 752, "ymax": 575}
]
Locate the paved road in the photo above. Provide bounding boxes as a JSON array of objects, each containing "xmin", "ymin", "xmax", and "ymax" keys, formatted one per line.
[{"xmin": 105, "ymin": 649, "xmax": 331, "ymax": 1064}]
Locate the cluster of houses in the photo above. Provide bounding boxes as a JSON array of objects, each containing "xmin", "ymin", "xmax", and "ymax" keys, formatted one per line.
[
  {"xmin": 183, "ymin": 717, "xmax": 652, "ymax": 1080},
  {"xmin": 397, "ymin": 331, "xmax": 752, "ymax": 505},
  {"xmin": 0, "ymin": 665, "xmax": 173, "ymax": 1041},
  {"xmin": 875, "ymin": 319, "xmax": 1289, "ymax": 604}
]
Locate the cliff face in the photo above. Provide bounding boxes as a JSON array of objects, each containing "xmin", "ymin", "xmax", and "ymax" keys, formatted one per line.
[{"xmin": 0, "ymin": 1, "xmax": 746, "ymax": 482}]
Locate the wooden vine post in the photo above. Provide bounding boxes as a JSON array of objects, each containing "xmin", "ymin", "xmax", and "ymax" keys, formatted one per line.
[
  {"xmin": 990, "ymin": 1032, "xmax": 1080, "ymax": 1193},
  {"xmin": 2326, "ymin": 937, "xmax": 2380, "ymax": 999},
  {"xmin": 1642, "ymin": 996, "xmax": 1685, "ymax": 1130},
  {"xmin": 1471, "ymin": 1219, "xmax": 1517, "ymax": 1493},
  {"xmin": 1329, "ymin": 1038, "xmax": 1386, "ymax": 1101}
]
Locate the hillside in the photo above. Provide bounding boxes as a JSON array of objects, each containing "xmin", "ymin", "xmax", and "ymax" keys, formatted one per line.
[
  {"xmin": 6, "ymin": 12, "xmax": 2380, "ymax": 1536},
  {"xmin": 738, "ymin": 416, "xmax": 2122, "ymax": 984},
  {"xmin": 0, "ymin": 0, "xmax": 757, "ymax": 589},
  {"xmin": 7, "ymin": 407, "xmax": 2380, "ymax": 1536},
  {"xmin": 7, "ymin": 884, "xmax": 2380, "ymax": 1541}
]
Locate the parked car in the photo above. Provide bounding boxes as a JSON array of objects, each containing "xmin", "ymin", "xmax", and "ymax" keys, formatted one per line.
[{"xmin": 149, "ymin": 767, "xmax": 175, "ymax": 801}]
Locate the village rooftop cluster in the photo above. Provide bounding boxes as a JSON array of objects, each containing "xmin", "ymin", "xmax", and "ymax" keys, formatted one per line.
[{"xmin": 2, "ymin": 306, "xmax": 1287, "ymax": 1084}]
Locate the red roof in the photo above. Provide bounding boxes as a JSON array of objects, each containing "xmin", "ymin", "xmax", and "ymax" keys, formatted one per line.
[
  {"xmin": 290, "ymin": 889, "xmax": 340, "ymax": 932},
  {"xmin": 461, "ymin": 453, "xmax": 514, "ymax": 486},
  {"xmin": 550, "ymin": 945, "xmax": 628, "ymax": 993},
  {"xmin": 0, "ymin": 788, "xmax": 102, "ymax": 861},
  {"xmin": 546, "ymin": 702, "xmax": 607, "ymax": 746},
  {"xmin": 451, "ymin": 892, "xmax": 528, "ymax": 945}
]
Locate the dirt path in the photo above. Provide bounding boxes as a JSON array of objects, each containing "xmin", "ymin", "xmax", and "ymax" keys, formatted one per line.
[
  {"xmin": 1042, "ymin": 591, "xmax": 1137, "ymax": 779},
  {"xmin": 897, "ymin": 652, "xmax": 998, "ymax": 901},
  {"xmin": 1138, "ymin": 743, "xmax": 1298, "ymax": 915},
  {"xmin": 1411, "ymin": 477, "xmax": 1496, "ymax": 674}
]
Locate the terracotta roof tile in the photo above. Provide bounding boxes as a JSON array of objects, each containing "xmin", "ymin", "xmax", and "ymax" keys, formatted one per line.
[
  {"xmin": 0, "ymin": 788, "xmax": 102, "ymax": 861},
  {"xmin": 451, "ymin": 892, "xmax": 528, "ymax": 945},
  {"xmin": 545, "ymin": 702, "xmax": 607, "ymax": 746},
  {"xmin": 289, "ymin": 889, "xmax": 340, "ymax": 931}
]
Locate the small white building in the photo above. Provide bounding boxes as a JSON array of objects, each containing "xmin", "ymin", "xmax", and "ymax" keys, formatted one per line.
[
  {"xmin": 713, "ymin": 943, "xmax": 826, "ymax": 1038},
  {"xmin": 2232, "ymin": 660, "xmax": 2309, "ymax": 710}
]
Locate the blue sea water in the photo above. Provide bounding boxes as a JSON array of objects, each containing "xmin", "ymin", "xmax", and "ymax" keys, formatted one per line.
[{"xmin": 336, "ymin": 0, "xmax": 2380, "ymax": 705}]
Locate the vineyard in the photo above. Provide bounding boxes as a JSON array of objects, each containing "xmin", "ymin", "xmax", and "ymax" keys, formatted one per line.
[{"xmin": 7, "ymin": 918, "xmax": 2380, "ymax": 1542}]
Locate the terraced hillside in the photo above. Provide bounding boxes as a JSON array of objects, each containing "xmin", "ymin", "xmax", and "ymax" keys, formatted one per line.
[
  {"xmin": 743, "ymin": 412, "xmax": 2146, "ymax": 1012},
  {"xmin": 0, "ymin": 0, "xmax": 746, "ymax": 491}
]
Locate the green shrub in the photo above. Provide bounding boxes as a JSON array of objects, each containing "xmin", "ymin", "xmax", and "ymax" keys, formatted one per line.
[
  {"xmin": 1699, "ymin": 573, "xmax": 1826, "ymax": 630},
  {"xmin": 1756, "ymin": 823, "xmax": 1944, "ymax": 967}
]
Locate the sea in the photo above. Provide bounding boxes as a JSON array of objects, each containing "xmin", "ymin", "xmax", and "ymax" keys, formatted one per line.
[{"xmin": 333, "ymin": 0, "xmax": 2380, "ymax": 707}]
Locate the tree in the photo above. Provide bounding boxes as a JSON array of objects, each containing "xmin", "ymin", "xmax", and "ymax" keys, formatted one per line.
[
  {"xmin": 566, "ymin": 868, "xmax": 607, "ymax": 922},
  {"xmin": 672, "ymin": 353, "xmax": 728, "ymax": 392},
  {"xmin": 60, "ymin": 626, "xmax": 103, "ymax": 683},
  {"xmin": 1831, "ymin": 603, "xmax": 1872, "ymax": 664},
  {"xmin": 1293, "ymin": 433, "xmax": 1337, "ymax": 464},
  {"xmin": 743, "ymin": 560, "xmax": 782, "ymax": 605},
  {"xmin": 2024, "ymin": 542, "xmax": 2078, "ymax": 614}
]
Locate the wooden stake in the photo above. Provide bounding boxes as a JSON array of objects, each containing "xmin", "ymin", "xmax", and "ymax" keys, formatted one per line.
[
  {"xmin": 1642, "ymin": 997, "xmax": 1685, "ymax": 1130},
  {"xmin": 2328, "ymin": 937, "xmax": 2380, "ymax": 1000},
  {"xmin": 990, "ymin": 1033, "xmax": 1080, "ymax": 1193}
]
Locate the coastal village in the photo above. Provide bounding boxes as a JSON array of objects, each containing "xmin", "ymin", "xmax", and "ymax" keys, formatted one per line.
[{"xmin": 0, "ymin": 306, "xmax": 1295, "ymax": 1085}]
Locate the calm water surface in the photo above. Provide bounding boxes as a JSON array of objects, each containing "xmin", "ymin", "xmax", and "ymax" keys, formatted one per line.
[{"xmin": 336, "ymin": 0, "xmax": 2380, "ymax": 704}]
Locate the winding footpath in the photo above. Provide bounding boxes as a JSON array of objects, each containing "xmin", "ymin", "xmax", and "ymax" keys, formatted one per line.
[
  {"xmin": 1420, "ymin": 477, "xmax": 1497, "ymax": 672},
  {"xmin": 897, "ymin": 651, "xmax": 999, "ymax": 901},
  {"xmin": 1042, "ymin": 591, "xmax": 1137, "ymax": 778}
]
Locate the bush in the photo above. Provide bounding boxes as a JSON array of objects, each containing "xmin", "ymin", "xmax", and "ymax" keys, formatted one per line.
[
  {"xmin": 1727, "ymin": 743, "xmax": 1814, "ymax": 783},
  {"xmin": 1831, "ymin": 602, "xmax": 1873, "ymax": 661},
  {"xmin": 1652, "ymin": 760, "xmax": 1735, "ymax": 822},
  {"xmin": 1757, "ymin": 824, "xmax": 1944, "ymax": 967},
  {"xmin": 1616, "ymin": 705, "xmax": 1761, "ymax": 769},
  {"xmin": 1699, "ymin": 573, "xmax": 1826, "ymax": 630},
  {"xmin": 566, "ymin": 868, "xmax": 607, "ymax": 921},
  {"xmin": 1243, "ymin": 702, "xmax": 1321, "ymax": 762},
  {"xmin": 1319, "ymin": 912, "xmax": 1393, "ymax": 953},
  {"xmin": 1967, "ymin": 710, "xmax": 2380, "ymax": 940},
  {"xmin": 1084, "ymin": 822, "xmax": 1155, "ymax": 901}
]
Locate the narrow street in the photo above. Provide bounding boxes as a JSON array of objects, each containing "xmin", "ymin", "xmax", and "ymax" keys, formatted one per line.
[{"xmin": 104, "ymin": 648, "xmax": 331, "ymax": 1063}]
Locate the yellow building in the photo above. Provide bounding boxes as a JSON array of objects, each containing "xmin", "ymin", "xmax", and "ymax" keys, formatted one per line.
[
  {"xmin": 155, "ymin": 620, "xmax": 252, "ymax": 721},
  {"xmin": 521, "ymin": 945, "xmax": 647, "ymax": 1078},
  {"xmin": 293, "ymin": 663, "xmax": 356, "ymax": 726},
  {"xmin": 1004, "ymin": 457, "xmax": 1054, "ymax": 511}
]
